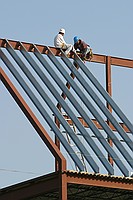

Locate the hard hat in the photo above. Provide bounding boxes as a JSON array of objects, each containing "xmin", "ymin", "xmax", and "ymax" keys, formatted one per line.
[
  {"xmin": 59, "ymin": 28, "xmax": 65, "ymax": 34},
  {"xmin": 74, "ymin": 36, "xmax": 79, "ymax": 44}
]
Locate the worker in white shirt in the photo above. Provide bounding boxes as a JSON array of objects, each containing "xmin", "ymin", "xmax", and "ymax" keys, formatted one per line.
[{"xmin": 54, "ymin": 28, "xmax": 73, "ymax": 56}]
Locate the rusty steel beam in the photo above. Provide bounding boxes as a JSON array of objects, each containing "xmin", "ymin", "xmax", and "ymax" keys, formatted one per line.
[
  {"xmin": 111, "ymin": 56, "xmax": 133, "ymax": 68},
  {"xmin": 55, "ymin": 62, "xmax": 79, "ymax": 172},
  {"xmin": 0, "ymin": 171, "xmax": 132, "ymax": 200},
  {"xmin": 0, "ymin": 38, "xmax": 133, "ymax": 68},
  {"xmin": 106, "ymin": 56, "xmax": 113, "ymax": 166},
  {"xmin": 63, "ymin": 115, "xmax": 130, "ymax": 133},
  {"xmin": 59, "ymin": 172, "xmax": 67, "ymax": 200},
  {"xmin": 0, "ymin": 67, "xmax": 66, "ymax": 171},
  {"xmin": 55, "ymin": 63, "xmax": 79, "ymax": 170},
  {"xmin": 55, "ymin": 114, "xmax": 61, "ymax": 172},
  {"xmin": 61, "ymin": 62, "xmax": 79, "ymax": 100},
  {"xmin": 65, "ymin": 172, "xmax": 133, "ymax": 191}
]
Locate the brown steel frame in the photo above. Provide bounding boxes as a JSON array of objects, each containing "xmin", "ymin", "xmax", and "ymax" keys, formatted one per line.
[
  {"xmin": 0, "ymin": 38, "xmax": 132, "ymax": 133},
  {"xmin": 0, "ymin": 38, "xmax": 133, "ymax": 199},
  {"xmin": 0, "ymin": 171, "xmax": 132, "ymax": 200},
  {"xmin": 0, "ymin": 67, "xmax": 66, "ymax": 199}
]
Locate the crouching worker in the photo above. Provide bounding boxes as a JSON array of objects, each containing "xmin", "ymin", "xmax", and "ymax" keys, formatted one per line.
[
  {"xmin": 54, "ymin": 28, "xmax": 74, "ymax": 57},
  {"xmin": 73, "ymin": 36, "xmax": 93, "ymax": 61}
]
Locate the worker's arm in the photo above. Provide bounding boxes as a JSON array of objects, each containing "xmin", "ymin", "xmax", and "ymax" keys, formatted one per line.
[{"xmin": 74, "ymin": 43, "xmax": 78, "ymax": 50}]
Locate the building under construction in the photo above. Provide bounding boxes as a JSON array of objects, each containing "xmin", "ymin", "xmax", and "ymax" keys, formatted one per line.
[{"xmin": 0, "ymin": 38, "xmax": 133, "ymax": 199}]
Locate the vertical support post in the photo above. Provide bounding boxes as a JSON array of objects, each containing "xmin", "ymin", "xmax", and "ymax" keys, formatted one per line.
[
  {"xmin": 55, "ymin": 61, "xmax": 79, "ymax": 172},
  {"xmin": 55, "ymin": 104, "xmax": 61, "ymax": 172},
  {"xmin": 106, "ymin": 56, "xmax": 113, "ymax": 166},
  {"xmin": 59, "ymin": 172, "xmax": 67, "ymax": 200}
]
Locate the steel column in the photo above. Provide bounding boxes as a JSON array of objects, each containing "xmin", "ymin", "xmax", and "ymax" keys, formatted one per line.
[
  {"xmin": 59, "ymin": 172, "xmax": 67, "ymax": 200},
  {"xmin": 55, "ymin": 63, "xmax": 79, "ymax": 171},
  {"xmin": 55, "ymin": 113, "xmax": 61, "ymax": 171},
  {"xmin": 106, "ymin": 56, "xmax": 113, "ymax": 166},
  {"xmin": 55, "ymin": 61, "xmax": 79, "ymax": 171}
]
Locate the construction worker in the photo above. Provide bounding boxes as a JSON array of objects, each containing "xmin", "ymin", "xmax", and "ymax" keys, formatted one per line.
[
  {"xmin": 54, "ymin": 28, "xmax": 74, "ymax": 56},
  {"xmin": 73, "ymin": 36, "xmax": 93, "ymax": 61}
]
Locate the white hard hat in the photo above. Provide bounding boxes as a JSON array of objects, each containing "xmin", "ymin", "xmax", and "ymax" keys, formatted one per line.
[{"xmin": 59, "ymin": 28, "xmax": 65, "ymax": 34}]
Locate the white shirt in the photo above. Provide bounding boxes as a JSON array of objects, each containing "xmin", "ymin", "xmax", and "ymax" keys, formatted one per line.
[{"xmin": 54, "ymin": 33, "xmax": 66, "ymax": 48}]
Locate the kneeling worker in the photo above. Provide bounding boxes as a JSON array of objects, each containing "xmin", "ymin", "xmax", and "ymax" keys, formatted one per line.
[{"xmin": 73, "ymin": 36, "xmax": 93, "ymax": 61}]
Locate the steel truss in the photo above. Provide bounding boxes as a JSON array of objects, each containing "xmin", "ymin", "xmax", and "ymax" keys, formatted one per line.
[{"xmin": 0, "ymin": 38, "xmax": 133, "ymax": 199}]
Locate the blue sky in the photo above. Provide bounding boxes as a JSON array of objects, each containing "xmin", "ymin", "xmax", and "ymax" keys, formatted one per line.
[{"xmin": 0, "ymin": 0, "xmax": 133, "ymax": 188}]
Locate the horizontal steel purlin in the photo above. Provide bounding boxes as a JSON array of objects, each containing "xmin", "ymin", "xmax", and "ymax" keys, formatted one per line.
[
  {"xmin": 63, "ymin": 115, "xmax": 131, "ymax": 133},
  {"xmin": 0, "ymin": 38, "xmax": 133, "ymax": 68},
  {"xmin": 65, "ymin": 171, "xmax": 133, "ymax": 191}
]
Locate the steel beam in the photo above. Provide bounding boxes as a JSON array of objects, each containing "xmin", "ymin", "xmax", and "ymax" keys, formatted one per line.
[
  {"xmin": 111, "ymin": 56, "xmax": 133, "ymax": 68},
  {"xmin": 74, "ymin": 53, "xmax": 133, "ymax": 134},
  {"xmin": 55, "ymin": 62, "xmax": 79, "ymax": 172},
  {"xmin": 0, "ymin": 67, "xmax": 66, "ymax": 171},
  {"xmin": 45, "ymin": 48, "xmax": 132, "ymax": 175},
  {"xmin": 59, "ymin": 172, "xmax": 67, "ymax": 200},
  {"xmin": 54, "ymin": 110, "xmax": 61, "ymax": 172},
  {"xmin": 60, "ymin": 51, "xmax": 133, "ymax": 150},
  {"xmin": 0, "ymin": 49, "xmax": 84, "ymax": 172},
  {"xmin": 54, "ymin": 50, "xmax": 133, "ymax": 153},
  {"xmin": 33, "ymin": 45, "xmax": 132, "ymax": 176},
  {"xmin": 0, "ymin": 39, "xmax": 132, "ymax": 176},
  {"xmin": 15, "ymin": 42, "xmax": 99, "ymax": 173},
  {"xmin": 32, "ymin": 45, "xmax": 117, "ymax": 175},
  {"xmin": 0, "ymin": 38, "xmax": 133, "ymax": 68},
  {"xmin": 62, "ymin": 115, "xmax": 130, "ymax": 133},
  {"xmin": 106, "ymin": 56, "xmax": 113, "ymax": 165},
  {"xmin": 65, "ymin": 172, "xmax": 133, "ymax": 191},
  {"xmin": 0, "ymin": 39, "xmax": 132, "ymax": 134},
  {"xmin": 59, "ymin": 51, "xmax": 133, "ymax": 169},
  {"xmin": 0, "ymin": 171, "xmax": 133, "ymax": 200}
]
